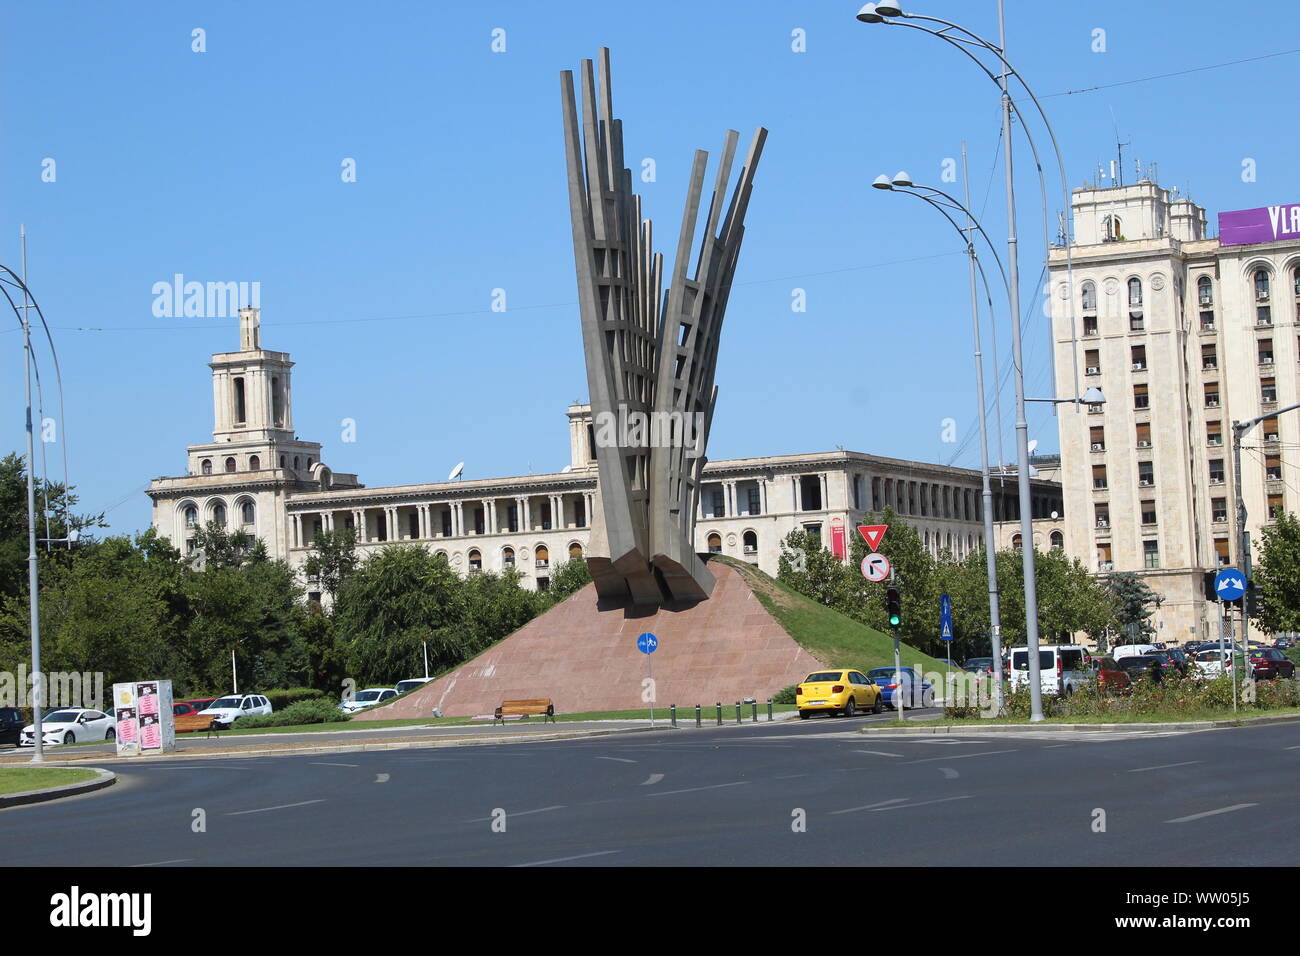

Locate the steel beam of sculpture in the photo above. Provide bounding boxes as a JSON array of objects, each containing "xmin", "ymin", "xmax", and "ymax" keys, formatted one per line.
[{"xmin": 561, "ymin": 48, "xmax": 766, "ymax": 606}]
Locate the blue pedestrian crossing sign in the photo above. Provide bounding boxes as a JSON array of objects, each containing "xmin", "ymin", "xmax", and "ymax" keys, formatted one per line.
[
  {"xmin": 939, "ymin": 594, "xmax": 954, "ymax": 641},
  {"xmin": 1214, "ymin": 568, "xmax": 1246, "ymax": 603},
  {"xmin": 637, "ymin": 632, "xmax": 658, "ymax": 654}
]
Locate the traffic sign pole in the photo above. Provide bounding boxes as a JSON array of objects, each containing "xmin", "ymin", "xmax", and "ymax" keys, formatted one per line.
[{"xmin": 892, "ymin": 566, "xmax": 903, "ymax": 723}]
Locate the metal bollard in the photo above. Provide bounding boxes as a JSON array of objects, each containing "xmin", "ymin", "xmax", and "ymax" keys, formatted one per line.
[
  {"xmin": 695, "ymin": 704, "xmax": 702, "ymax": 728},
  {"xmin": 715, "ymin": 702, "xmax": 723, "ymax": 726},
  {"xmin": 751, "ymin": 700, "xmax": 758, "ymax": 722},
  {"xmin": 766, "ymin": 698, "xmax": 773, "ymax": 721},
  {"xmin": 670, "ymin": 704, "xmax": 677, "ymax": 728},
  {"xmin": 735, "ymin": 701, "xmax": 742, "ymax": 724}
]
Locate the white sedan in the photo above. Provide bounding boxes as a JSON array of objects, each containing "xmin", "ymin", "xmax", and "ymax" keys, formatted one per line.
[
  {"xmin": 339, "ymin": 688, "xmax": 398, "ymax": 714},
  {"xmin": 20, "ymin": 709, "xmax": 117, "ymax": 747},
  {"xmin": 1193, "ymin": 649, "xmax": 1230, "ymax": 678}
]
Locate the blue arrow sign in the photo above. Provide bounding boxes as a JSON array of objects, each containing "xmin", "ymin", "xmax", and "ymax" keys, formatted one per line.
[
  {"xmin": 637, "ymin": 632, "xmax": 658, "ymax": 655},
  {"xmin": 1214, "ymin": 569, "xmax": 1246, "ymax": 602},
  {"xmin": 939, "ymin": 594, "xmax": 954, "ymax": 641}
]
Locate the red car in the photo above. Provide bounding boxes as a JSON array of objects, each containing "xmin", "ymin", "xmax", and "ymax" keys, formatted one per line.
[
  {"xmin": 1249, "ymin": 648, "xmax": 1296, "ymax": 680},
  {"xmin": 1090, "ymin": 656, "xmax": 1132, "ymax": 694}
]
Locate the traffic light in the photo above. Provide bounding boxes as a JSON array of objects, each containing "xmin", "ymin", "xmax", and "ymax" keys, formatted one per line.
[
  {"xmin": 886, "ymin": 586, "xmax": 901, "ymax": 628},
  {"xmin": 1246, "ymin": 582, "xmax": 1262, "ymax": 617},
  {"xmin": 1203, "ymin": 570, "xmax": 1218, "ymax": 602}
]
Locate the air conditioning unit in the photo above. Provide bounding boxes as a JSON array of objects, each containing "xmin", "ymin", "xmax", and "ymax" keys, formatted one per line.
[
  {"xmin": 1256, "ymin": 291, "xmax": 1270, "ymax": 302},
  {"xmin": 1096, "ymin": 519, "xmax": 1109, "ymax": 529},
  {"xmin": 1203, "ymin": 362, "xmax": 1217, "ymax": 369},
  {"xmin": 1137, "ymin": 440, "xmax": 1152, "ymax": 448},
  {"xmin": 1209, "ymin": 478, "xmax": 1225, "ymax": 485},
  {"xmin": 1132, "ymin": 362, "xmax": 1146, "ymax": 371},
  {"xmin": 1260, "ymin": 357, "xmax": 1274, "ymax": 365},
  {"xmin": 1086, "ymin": 366, "xmax": 1100, "ymax": 374},
  {"xmin": 1266, "ymin": 433, "xmax": 1280, "ymax": 442},
  {"xmin": 1091, "ymin": 442, "xmax": 1105, "ymax": 451},
  {"xmin": 1207, "ymin": 399, "xmax": 1220, "ymax": 407},
  {"xmin": 1138, "ymin": 478, "xmax": 1154, "ymax": 486}
]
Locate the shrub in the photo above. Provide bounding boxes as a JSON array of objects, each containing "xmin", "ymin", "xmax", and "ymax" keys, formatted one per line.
[
  {"xmin": 262, "ymin": 687, "xmax": 326, "ymax": 711},
  {"xmin": 232, "ymin": 697, "xmax": 348, "ymax": 729},
  {"xmin": 772, "ymin": 685, "xmax": 797, "ymax": 705}
]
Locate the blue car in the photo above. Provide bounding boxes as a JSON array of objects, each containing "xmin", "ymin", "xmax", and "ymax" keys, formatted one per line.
[{"xmin": 866, "ymin": 667, "xmax": 934, "ymax": 709}]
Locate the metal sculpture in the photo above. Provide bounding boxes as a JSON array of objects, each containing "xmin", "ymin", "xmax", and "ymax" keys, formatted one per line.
[{"xmin": 561, "ymin": 48, "xmax": 766, "ymax": 605}]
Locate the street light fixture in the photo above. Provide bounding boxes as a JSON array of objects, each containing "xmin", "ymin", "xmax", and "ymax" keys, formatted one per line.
[{"xmin": 1027, "ymin": 387, "xmax": 1106, "ymax": 406}]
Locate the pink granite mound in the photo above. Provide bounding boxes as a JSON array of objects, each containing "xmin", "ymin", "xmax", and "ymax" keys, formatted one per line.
[{"xmin": 355, "ymin": 561, "xmax": 826, "ymax": 719}]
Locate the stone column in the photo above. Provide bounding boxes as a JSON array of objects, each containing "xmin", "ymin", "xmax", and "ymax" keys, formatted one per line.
[
  {"xmin": 819, "ymin": 473, "xmax": 828, "ymax": 511},
  {"xmin": 759, "ymin": 478, "xmax": 768, "ymax": 516},
  {"xmin": 522, "ymin": 497, "xmax": 532, "ymax": 532}
]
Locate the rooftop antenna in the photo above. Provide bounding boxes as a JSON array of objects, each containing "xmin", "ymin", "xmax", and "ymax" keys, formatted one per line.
[{"xmin": 1108, "ymin": 105, "xmax": 1129, "ymax": 187}]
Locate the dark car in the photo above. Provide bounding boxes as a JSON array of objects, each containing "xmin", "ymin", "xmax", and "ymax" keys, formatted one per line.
[
  {"xmin": 1249, "ymin": 648, "xmax": 1296, "ymax": 680},
  {"xmin": 962, "ymin": 657, "xmax": 995, "ymax": 674},
  {"xmin": 1276, "ymin": 638, "xmax": 1294, "ymax": 651},
  {"xmin": 1146, "ymin": 648, "xmax": 1190, "ymax": 676},
  {"xmin": 0, "ymin": 706, "xmax": 25, "ymax": 747},
  {"xmin": 1115, "ymin": 655, "xmax": 1168, "ymax": 683}
]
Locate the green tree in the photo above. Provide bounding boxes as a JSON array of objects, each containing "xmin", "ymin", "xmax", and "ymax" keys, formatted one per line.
[
  {"xmin": 302, "ymin": 528, "xmax": 359, "ymax": 600},
  {"xmin": 1105, "ymin": 571, "xmax": 1162, "ymax": 643},
  {"xmin": 1254, "ymin": 511, "xmax": 1300, "ymax": 633},
  {"xmin": 546, "ymin": 558, "xmax": 592, "ymax": 603}
]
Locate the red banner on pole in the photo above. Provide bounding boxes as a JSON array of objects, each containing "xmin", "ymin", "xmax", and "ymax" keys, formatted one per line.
[{"xmin": 831, "ymin": 518, "xmax": 846, "ymax": 560}]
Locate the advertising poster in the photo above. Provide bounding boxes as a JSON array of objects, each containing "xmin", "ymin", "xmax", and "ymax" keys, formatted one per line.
[
  {"xmin": 112, "ymin": 680, "xmax": 175, "ymax": 756},
  {"xmin": 112, "ymin": 683, "xmax": 140, "ymax": 757}
]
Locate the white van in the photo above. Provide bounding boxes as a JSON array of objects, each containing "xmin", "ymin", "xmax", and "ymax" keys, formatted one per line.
[
  {"xmin": 1007, "ymin": 645, "xmax": 1091, "ymax": 696},
  {"xmin": 1112, "ymin": 643, "xmax": 1159, "ymax": 661}
]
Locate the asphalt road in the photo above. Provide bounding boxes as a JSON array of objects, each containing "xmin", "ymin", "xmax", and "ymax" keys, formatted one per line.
[{"xmin": 4, "ymin": 714, "xmax": 1298, "ymax": 866}]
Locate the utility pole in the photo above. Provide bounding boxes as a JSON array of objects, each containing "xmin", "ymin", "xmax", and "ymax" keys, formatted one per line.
[{"xmin": 19, "ymin": 226, "xmax": 45, "ymax": 762}]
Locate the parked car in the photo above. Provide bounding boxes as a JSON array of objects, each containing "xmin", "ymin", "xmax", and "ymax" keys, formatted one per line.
[
  {"xmin": 20, "ymin": 708, "xmax": 117, "ymax": 747},
  {"xmin": 1145, "ymin": 648, "xmax": 1190, "ymax": 676},
  {"xmin": 394, "ymin": 678, "xmax": 433, "ymax": 696},
  {"xmin": 1248, "ymin": 647, "xmax": 1296, "ymax": 680},
  {"xmin": 1089, "ymin": 657, "xmax": 1132, "ymax": 694},
  {"xmin": 1115, "ymin": 655, "xmax": 1169, "ymax": 684},
  {"xmin": 172, "ymin": 702, "xmax": 199, "ymax": 718},
  {"xmin": 1008, "ymin": 645, "xmax": 1090, "ymax": 696},
  {"xmin": 795, "ymin": 670, "xmax": 883, "ymax": 718},
  {"xmin": 1275, "ymin": 638, "xmax": 1294, "ymax": 650},
  {"xmin": 198, "ymin": 694, "xmax": 272, "ymax": 729},
  {"xmin": 0, "ymin": 706, "xmax": 25, "ymax": 746},
  {"xmin": 182, "ymin": 698, "xmax": 217, "ymax": 713},
  {"xmin": 865, "ymin": 667, "xmax": 934, "ymax": 710},
  {"xmin": 1112, "ymin": 643, "xmax": 1159, "ymax": 661},
  {"xmin": 1192, "ymin": 649, "xmax": 1229, "ymax": 678},
  {"xmin": 339, "ymin": 688, "xmax": 398, "ymax": 714},
  {"xmin": 961, "ymin": 657, "xmax": 995, "ymax": 675}
]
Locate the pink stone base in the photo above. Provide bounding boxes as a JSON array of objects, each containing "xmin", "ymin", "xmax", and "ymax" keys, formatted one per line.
[{"xmin": 355, "ymin": 562, "xmax": 827, "ymax": 719}]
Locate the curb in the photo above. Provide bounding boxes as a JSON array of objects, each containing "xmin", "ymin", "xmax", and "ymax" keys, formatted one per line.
[
  {"xmin": 860, "ymin": 712, "xmax": 1300, "ymax": 734},
  {"xmin": 0, "ymin": 768, "xmax": 116, "ymax": 808}
]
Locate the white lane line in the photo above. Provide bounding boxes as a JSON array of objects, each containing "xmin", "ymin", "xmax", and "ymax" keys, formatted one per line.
[
  {"xmin": 595, "ymin": 756, "xmax": 637, "ymax": 764},
  {"xmin": 854, "ymin": 749, "xmax": 903, "ymax": 758},
  {"xmin": 512, "ymin": 850, "xmax": 619, "ymax": 867},
  {"xmin": 640, "ymin": 773, "xmax": 665, "ymax": 786},
  {"xmin": 468, "ymin": 805, "xmax": 565, "ymax": 823},
  {"xmin": 308, "ymin": 761, "xmax": 359, "ymax": 768},
  {"xmin": 1166, "ymin": 803, "xmax": 1258, "ymax": 824},
  {"xmin": 938, "ymin": 767, "xmax": 960, "ymax": 779},
  {"xmin": 130, "ymin": 859, "xmax": 193, "ymax": 867},
  {"xmin": 873, "ymin": 795, "xmax": 973, "ymax": 812},
  {"xmin": 375, "ymin": 773, "xmax": 390, "ymax": 783},
  {"xmin": 774, "ymin": 773, "xmax": 807, "ymax": 779},
  {"xmin": 1128, "ymin": 760, "xmax": 1202, "ymax": 773},
  {"xmin": 1043, "ymin": 744, "xmax": 1070, "ymax": 749},
  {"xmin": 907, "ymin": 749, "xmax": 1016, "ymax": 764},
  {"xmin": 645, "ymin": 781, "xmax": 749, "ymax": 798},
  {"xmin": 829, "ymin": 798, "xmax": 909, "ymax": 815},
  {"xmin": 226, "ymin": 799, "xmax": 324, "ymax": 816},
  {"xmin": 1284, "ymin": 745, "xmax": 1300, "ymax": 751}
]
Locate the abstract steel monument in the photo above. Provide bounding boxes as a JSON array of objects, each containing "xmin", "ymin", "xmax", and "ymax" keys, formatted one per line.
[{"xmin": 561, "ymin": 48, "xmax": 766, "ymax": 606}]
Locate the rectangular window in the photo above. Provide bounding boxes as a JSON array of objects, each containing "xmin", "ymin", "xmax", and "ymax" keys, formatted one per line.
[
  {"xmin": 1262, "ymin": 377, "xmax": 1277, "ymax": 403},
  {"xmin": 1266, "ymin": 454, "xmax": 1282, "ymax": 480},
  {"xmin": 1092, "ymin": 465, "xmax": 1108, "ymax": 490},
  {"xmin": 408, "ymin": 513, "xmax": 419, "ymax": 539},
  {"xmin": 1258, "ymin": 305, "xmax": 1272, "ymax": 325},
  {"xmin": 1268, "ymin": 493, "xmax": 1284, "ymax": 518},
  {"xmin": 1094, "ymin": 504, "xmax": 1110, "ymax": 528},
  {"xmin": 1207, "ymin": 422, "xmax": 1222, "ymax": 446},
  {"xmin": 1136, "ymin": 422, "xmax": 1152, "ymax": 448},
  {"xmin": 1090, "ymin": 426, "xmax": 1105, "ymax": 451},
  {"xmin": 1134, "ymin": 384, "xmax": 1149, "ymax": 409},
  {"xmin": 1262, "ymin": 417, "xmax": 1280, "ymax": 442},
  {"xmin": 1200, "ymin": 311, "xmax": 1215, "ymax": 331},
  {"xmin": 1138, "ymin": 462, "xmax": 1155, "ymax": 487},
  {"xmin": 1259, "ymin": 339, "xmax": 1274, "ymax": 364},
  {"xmin": 1205, "ymin": 385, "xmax": 1220, "ymax": 407},
  {"xmin": 1098, "ymin": 542, "xmax": 1113, "ymax": 572},
  {"xmin": 1201, "ymin": 344, "xmax": 1217, "ymax": 369},
  {"xmin": 1131, "ymin": 345, "xmax": 1147, "ymax": 370},
  {"xmin": 1209, "ymin": 459, "xmax": 1225, "ymax": 483},
  {"xmin": 1143, "ymin": 539, "xmax": 1160, "ymax": 569},
  {"xmin": 1085, "ymin": 349, "xmax": 1100, "ymax": 374},
  {"xmin": 712, "ymin": 489, "xmax": 725, "ymax": 518},
  {"xmin": 1212, "ymin": 498, "xmax": 1227, "ymax": 522},
  {"xmin": 441, "ymin": 511, "xmax": 452, "ymax": 537},
  {"xmin": 1214, "ymin": 538, "xmax": 1230, "ymax": 567},
  {"xmin": 799, "ymin": 475, "xmax": 823, "ymax": 511},
  {"xmin": 1084, "ymin": 316, "xmax": 1099, "ymax": 336},
  {"xmin": 507, "ymin": 505, "xmax": 518, "ymax": 533},
  {"xmin": 1130, "ymin": 313, "xmax": 1145, "ymax": 332},
  {"xmin": 474, "ymin": 508, "xmax": 485, "ymax": 535},
  {"xmin": 749, "ymin": 487, "xmax": 762, "ymax": 516},
  {"xmin": 1141, "ymin": 500, "xmax": 1157, "ymax": 525}
]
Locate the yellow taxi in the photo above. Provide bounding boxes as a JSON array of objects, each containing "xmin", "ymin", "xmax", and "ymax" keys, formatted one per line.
[{"xmin": 796, "ymin": 669, "xmax": 884, "ymax": 719}]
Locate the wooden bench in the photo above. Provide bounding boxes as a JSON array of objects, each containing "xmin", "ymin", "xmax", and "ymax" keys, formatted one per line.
[
  {"xmin": 494, "ymin": 698, "xmax": 556, "ymax": 725},
  {"xmin": 174, "ymin": 713, "xmax": 221, "ymax": 737}
]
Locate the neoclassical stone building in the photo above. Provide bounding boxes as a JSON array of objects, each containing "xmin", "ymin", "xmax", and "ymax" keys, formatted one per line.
[{"xmin": 148, "ymin": 308, "xmax": 1063, "ymax": 600}]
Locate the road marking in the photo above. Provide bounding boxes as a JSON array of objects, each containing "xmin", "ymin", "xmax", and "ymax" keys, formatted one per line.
[
  {"xmin": 308, "ymin": 761, "xmax": 359, "ymax": 767},
  {"xmin": 375, "ymin": 773, "xmax": 389, "ymax": 783},
  {"xmin": 1284, "ymin": 745, "xmax": 1300, "ymax": 750},
  {"xmin": 130, "ymin": 859, "xmax": 193, "ymax": 867},
  {"xmin": 513, "ymin": 850, "xmax": 619, "ymax": 867},
  {"xmin": 1128, "ymin": 760, "xmax": 1202, "ymax": 773},
  {"xmin": 640, "ymin": 773, "xmax": 665, "ymax": 786},
  {"xmin": 873, "ymin": 795, "xmax": 973, "ymax": 812},
  {"xmin": 1166, "ymin": 803, "xmax": 1257, "ymax": 824},
  {"xmin": 468, "ymin": 805, "xmax": 565, "ymax": 823},
  {"xmin": 854, "ymin": 749, "xmax": 903, "ymax": 757},
  {"xmin": 830, "ymin": 798, "xmax": 909, "ymax": 815},
  {"xmin": 938, "ymin": 767, "xmax": 960, "ymax": 779},
  {"xmin": 595, "ymin": 756, "xmax": 637, "ymax": 764},
  {"xmin": 907, "ymin": 749, "xmax": 1016, "ymax": 764},
  {"xmin": 1043, "ymin": 744, "xmax": 1070, "ymax": 749},
  {"xmin": 646, "ymin": 781, "xmax": 749, "ymax": 797},
  {"xmin": 774, "ymin": 773, "xmax": 807, "ymax": 779},
  {"xmin": 226, "ymin": 799, "xmax": 324, "ymax": 816}
]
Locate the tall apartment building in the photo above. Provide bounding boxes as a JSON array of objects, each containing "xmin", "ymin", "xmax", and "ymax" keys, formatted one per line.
[{"xmin": 1049, "ymin": 179, "xmax": 1300, "ymax": 640}]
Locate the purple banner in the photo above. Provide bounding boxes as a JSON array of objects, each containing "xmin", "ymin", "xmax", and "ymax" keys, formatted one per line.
[{"xmin": 1219, "ymin": 204, "xmax": 1300, "ymax": 246}]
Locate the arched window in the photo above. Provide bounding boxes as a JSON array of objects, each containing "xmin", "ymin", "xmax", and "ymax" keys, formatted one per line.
[
  {"xmin": 183, "ymin": 505, "xmax": 198, "ymax": 527},
  {"xmin": 1050, "ymin": 530, "xmax": 1064, "ymax": 551},
  {"xmin": 468, "ymin": 549, "xmax": 482, "ymax": 572},
  {"xmin": 241, "ymin": 501, "xmax": 255, "ymax": 525},
  {"xmin": 249, "ymin": 455, "xmax": 260, "ymax": 471},
  {"xmin": 1012, "ymin": 533, "xmax": 1023, "ymax": 551},
  {"xmin": 1127, "ymin": 277, "xmax": 1142, "ymax": 306},
  {"xmin": 535, "ymin": 545, "xmax": 549, "ymax": 568},
  {"xmin": 212, "ymin": 503, "xmax": 227, "ymax": 528},
  {"xmin": 707, "ymin": 532, "xmax": 722, "ymax": 554},
  {"xmin": 1197, "ymin": 275, "xmax": 1213, "ymax": 307},
  {"xmin": 1255, "ymin": 268, "xmax": 1271, "ymax": 301},
  {"xmin": 742, "ymin": 530, "xmax": 757, "ymax": 554},
  {"xmin": 1293, "ymin": 266, "xmax": 1300, "ymax": 298},
  {"xmin": 1081, "ymin": 280, "xmax": 1096, "ymax": 311},
  {"xmin": 1104, "ymin": 215, "xmax": 1122, "ymax": 242},
  {"xmin": 293, "ymin": 456, "xmax": 300, "ymax": 470},
  {"xmin": 224, "ymin": 457, "xmax": 236, "ymax": 473},
  {"xmin": 279, "ymin": 455, "xmax": 286, "ymax": 468},
  {"xmin": 568, "ymin": 542, "xmax": 582, "ymax": 559},
  {"xmin": 502, "ymin": 547, "xmax": 515, "ymax": 567},
  {"xmin": 201, "ymin": 459, "xmax": 212, "ymax": 476}
]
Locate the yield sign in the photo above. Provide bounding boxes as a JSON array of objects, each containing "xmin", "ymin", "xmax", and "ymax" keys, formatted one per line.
[
  {"xmin": 861, "ymin": 552, "xmax": 891, "ymax": 582},
  {"xmin": 858, "ymin": 524, "xmax": 887, "ymax": 551}
]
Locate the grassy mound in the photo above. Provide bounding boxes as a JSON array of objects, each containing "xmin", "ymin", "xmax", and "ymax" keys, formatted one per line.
[{"xmin": 714, "ymin": 555, "xmax": 950, "ymax": 674}]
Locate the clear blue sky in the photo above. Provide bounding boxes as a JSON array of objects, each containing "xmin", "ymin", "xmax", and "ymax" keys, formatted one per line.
[{"xmin": 3, "ymin": 0, "xmax": 1298, "ymax": 536}]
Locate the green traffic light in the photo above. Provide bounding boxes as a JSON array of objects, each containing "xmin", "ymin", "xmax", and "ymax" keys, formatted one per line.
[{"xmin": 889, "ymin": 615, "xmax": 901, "ymax": 627}]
